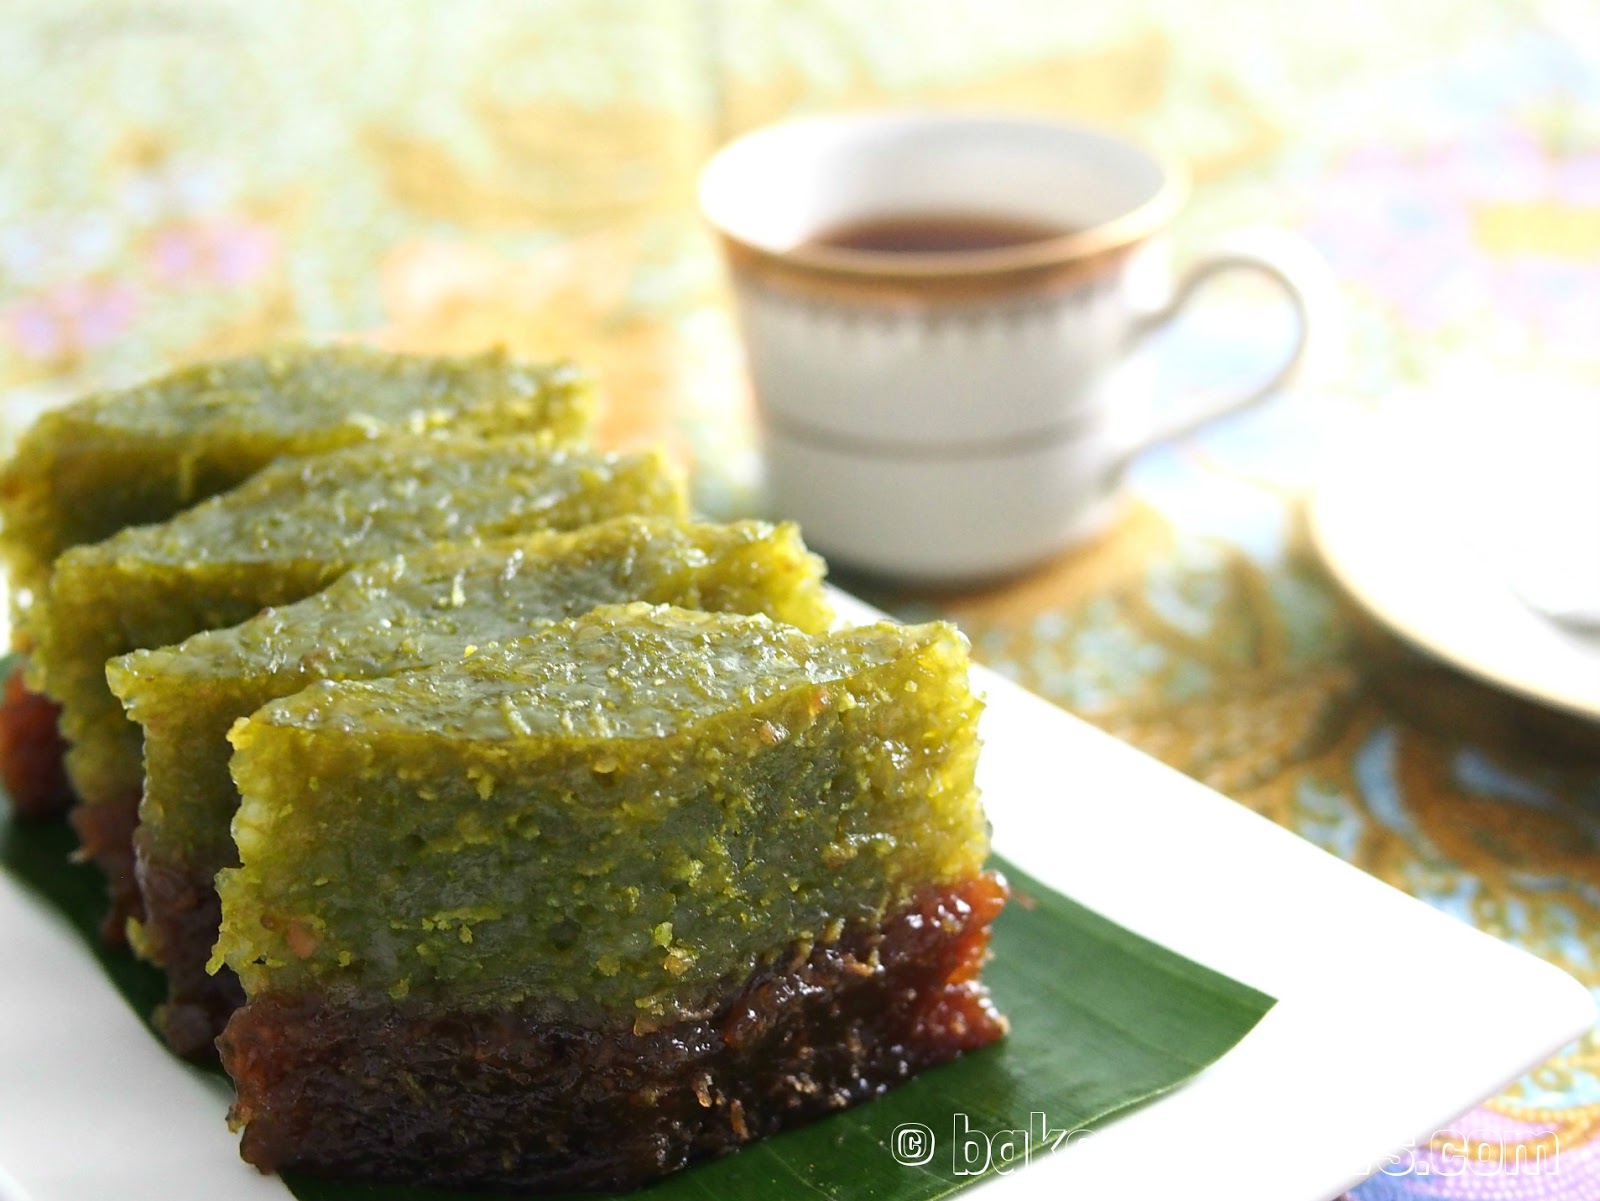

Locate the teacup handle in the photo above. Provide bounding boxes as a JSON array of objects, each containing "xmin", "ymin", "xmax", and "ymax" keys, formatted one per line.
[{"xmin": 1120, "ymin": 227, "xmax": 1338, "ymax": 463}]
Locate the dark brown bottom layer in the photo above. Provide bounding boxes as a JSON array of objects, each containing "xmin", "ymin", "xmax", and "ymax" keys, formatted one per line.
[
  {"xmin": 0, "ymin": 665, "xmax": 142, "ymax": 949},
  {"xmin": 0, "ymin": 665, "xmax": 74, "ymax": 822},
  {"xmin": 220, "ymin": 873, "xmax": 1008, "ymax": 1193},
  {"xmin": 68, "ymin": 790, "xmax": 142, "ymax": 948},
  {"xmin": 136, "ymin": 839, "xmax": 245, "ymax": 1058}
]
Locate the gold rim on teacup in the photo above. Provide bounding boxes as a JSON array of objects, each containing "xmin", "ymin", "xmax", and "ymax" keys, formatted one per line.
[{"xmin": 700, "ymin": 111, "xmax": 1190, "ymax": 306}]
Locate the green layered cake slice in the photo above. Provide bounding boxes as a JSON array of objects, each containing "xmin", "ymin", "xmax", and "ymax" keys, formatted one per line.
[
  {"xmin": 215, "ymin": 604, "xmax": 1005, "ymax": 1191},
  {"xmin": 108, "ymin": 517, "xmax": 832, "ymax": 1056},
  {"xmin": 0, "ymin": 345, "xmax": 589, "ymax": 822},
  {"xmin": 33, "ymin": 437, "xmax": 684, "ymax": 941},
  {"xmin": 0, "ymin": 345, "xmax": 593, "ymax": 599}
]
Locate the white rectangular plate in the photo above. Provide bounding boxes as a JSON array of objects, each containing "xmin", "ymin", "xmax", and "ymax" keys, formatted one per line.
[{"xmin": 0, "ymin": 591, "xmax": 1591, "ymax": 1201}]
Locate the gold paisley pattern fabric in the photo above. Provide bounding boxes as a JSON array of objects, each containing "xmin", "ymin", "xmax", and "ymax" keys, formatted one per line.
[{"xmin": 2, "ymin": 3, "xmax": 1596, "ymax": 1197}]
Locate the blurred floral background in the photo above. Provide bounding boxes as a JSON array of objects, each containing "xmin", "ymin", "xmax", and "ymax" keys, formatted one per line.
[
  {"xmin": 6, "ymin": 1, "xmax": 1596, "ymax": 483},
  {"xmin": 3, "ymin": 2, "xmax": 1599, "ymax": 1198}
]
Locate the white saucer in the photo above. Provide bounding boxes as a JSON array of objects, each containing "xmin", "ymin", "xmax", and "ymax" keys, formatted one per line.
[{"xmin": 1309, "ymin": 405, "xmax": 1600, "ymax": 721}]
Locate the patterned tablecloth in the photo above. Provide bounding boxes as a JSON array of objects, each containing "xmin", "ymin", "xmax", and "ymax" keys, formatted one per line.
[{"xmin": 3, "ymin": 3, "xmax": 1597, "ymax": 1197}]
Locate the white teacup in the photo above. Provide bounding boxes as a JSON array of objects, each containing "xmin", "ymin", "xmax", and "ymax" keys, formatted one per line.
[{"xmin": 700, "ymin": 111, "xmax": 1335, "ymax": 583}]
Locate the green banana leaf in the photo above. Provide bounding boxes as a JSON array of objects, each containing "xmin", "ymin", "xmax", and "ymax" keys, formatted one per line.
[{"xmin": 2, "ymin": 788, "xmax": 1272, "ymax": 1200}]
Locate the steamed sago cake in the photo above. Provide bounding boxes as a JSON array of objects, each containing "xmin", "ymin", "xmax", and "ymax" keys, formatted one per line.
[
  {"xmin": 30, "ymin": 436, "xmax": 684, "ymax": 942},
  {"xmin": 0, "ymin": 345, "xmax": 593, "ymax": 598},
  {"xmin": 108, "ymin": 517, "xmax": 833, "ymax": 1056},
  {"xmin": 0, "ymin": 345, "xmax": 592, "ymax": 820},
  {"xmin": 213, "ymin": 604, "xmax": 1006, "ymax": 1191}
]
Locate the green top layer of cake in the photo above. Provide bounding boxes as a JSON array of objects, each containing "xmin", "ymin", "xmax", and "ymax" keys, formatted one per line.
[
  {"xmin": 113, "ymin": 518, "xmax": 830, "ymax": 688},
  {"xmin": 0, "ymin": 346, "xmax": 592, "ymax": 593},
  {"xmin": 30, "ymin": 346, "xmax": 590, "ymax": 440},
  {"xmin": 76, "ymin": 435, "xmax": 678, "ymax": 567},
  {"xmin": 252, "ymin": 605, "xmax": 881, "ymax": 741},
  {"xmin": 108, "ymin": 518, "xmax": 832, "ymax": 866},
  {"xmin": 215, "ymin": 605, "xmax": 986, "ymax": 1022}
]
